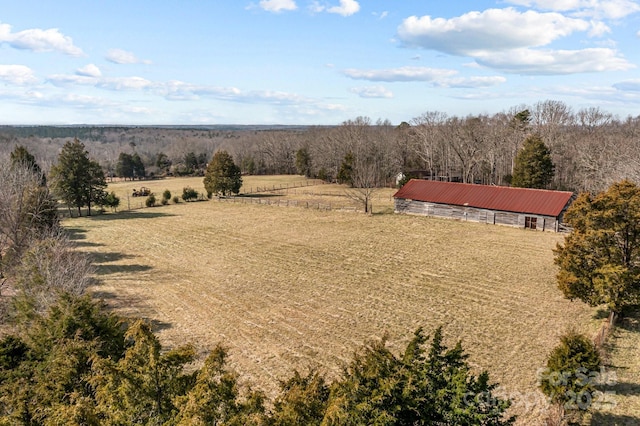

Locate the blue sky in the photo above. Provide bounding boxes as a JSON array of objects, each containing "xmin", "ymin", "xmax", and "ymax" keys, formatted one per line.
[{"xmin": 1, "ymin": 0, "xmax": 640, "ymax": 125}]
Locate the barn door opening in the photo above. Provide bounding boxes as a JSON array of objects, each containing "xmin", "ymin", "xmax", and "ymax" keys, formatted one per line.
[{"xmin": 525, "ymin": 216, "xmax": 537, "ymax": 230}]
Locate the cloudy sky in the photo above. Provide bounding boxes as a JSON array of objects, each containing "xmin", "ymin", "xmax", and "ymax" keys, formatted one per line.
[{"xmin": 1, "ymin": 0, "xmax": 640, "ymax": 125}]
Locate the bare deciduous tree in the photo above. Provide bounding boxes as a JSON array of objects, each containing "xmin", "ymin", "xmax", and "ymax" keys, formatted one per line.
[
  {"xmin": 12, "ymin": 230, "xmax": 94, "ymax": 315},
  {"xmin": 0, "ymin": 159, "xmax": 58, "ymax": 283}
]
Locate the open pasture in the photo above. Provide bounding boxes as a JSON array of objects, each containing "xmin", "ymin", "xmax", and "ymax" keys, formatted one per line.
[
  {"xmin": 106, "ymin": 175, "xmax": 397, "ymax": 212},
  {"xmin": 67, "ymin": 178, "xmax": 603, "ymax": 424}
]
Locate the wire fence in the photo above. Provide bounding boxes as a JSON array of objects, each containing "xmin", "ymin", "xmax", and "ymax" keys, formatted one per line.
[
  {"xmin": 215, "ymin": 196, "xmax": 360, "ymax": 212},
  {"xmin": 241, "ymin": 179, "xmax": 325, "ymax": 195},
  {"xmin": 592, "ymin": 312, "xmax": 616, "ymax": 361}
]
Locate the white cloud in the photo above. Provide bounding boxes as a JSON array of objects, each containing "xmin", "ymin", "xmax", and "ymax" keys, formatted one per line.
[
  {"xmin": 327, "ymin": 0, "xmax": 360, "ymax": 16},
  {"xmin": 350, "ymin": 86, "xmax": 393, "ymax": 98},
  {"xmin": 343, "ymin": 66, "xmax": 457, "ymax": 82},
  {"xmin": 47, "ymin": 74, "xmax": 98, "ymax": 86},
  {"xmin": 506, "ymin": 0, "xmax": 581, "ymax": 10},
  {"xmin": 48, "ymin": 73, "xmax": 152, "ymax": 90},
  {"xmin": 476, "ymin": 47, "xmax": 634, "ymax": 74},
  {"xmin": 98, "ymin": 76, "xmax": 153, "ymax": 91},
  {"xmin": 396, "ymin": 7, "xmax": 635, "ymax": 75},
  {"xmin": 0, "ymin": 65, "xmax": 37, "ymax": 85},
  {"xmin": 106, "ymin": 48, "xmax": 151, "ymax": 64},
  {"xmin": 594, "ymin": 0, "xmax": 640, "ymax": 19},
  {"xmin": 0, "ymin": 23, "xmax": 83, "ymax": 56},
  {"xmin": 588, "ymin": 20, "xmax": 611, "ymax": 36},
  {"xmin": 397, "ymin": 8, "xmax": 590, "ymax": 56},
  {"xmin": 156, "ymin": 80, "xmax": 315, "ymax": 105},
  {"xmin": 436, "ymin": 76, "xmax": 507, "ymax": 88},
  {"xmin": 259, "ymin": 0, "xmax": 297, "ymax": 12},
  {"xmin": 76, "ymin": 64, "xmax": 102, "ymax": 78},
  {"xmin": 613, "ymin": 79, "xmax": 640, "ymax": 91},
  {"xmin": 343, "ymin": 65, "xmax": 506, "ymax": 89},
  {"xmin": 506, "ymin": 0, "xmax": 640, "ymax": 19}
]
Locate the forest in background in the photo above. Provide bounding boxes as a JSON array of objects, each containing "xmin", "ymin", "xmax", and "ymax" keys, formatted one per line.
[{"xmin": 2, "ymin": 99, "xmax": 640, "ymax": 194}]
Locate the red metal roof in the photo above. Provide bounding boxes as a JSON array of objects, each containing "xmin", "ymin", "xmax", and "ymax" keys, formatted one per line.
[{"xmin": 393, "ymin": 179, "xmax": 574, "ymax": 217}]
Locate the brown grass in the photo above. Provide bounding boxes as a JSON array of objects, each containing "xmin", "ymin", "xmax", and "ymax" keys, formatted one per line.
[
  {"xmin": 587, "ymin": 307, "xmax": 640, "ymax": 425},
  {"xmin": 65, "ymin": 176, "xmax": 614, "ymax": 425},
  {"xmin": 105, "ymin": 175, "xmax": 396, "ymax": 213}
]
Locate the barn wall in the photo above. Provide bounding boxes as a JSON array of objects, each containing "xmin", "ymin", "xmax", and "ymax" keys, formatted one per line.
[{"xmin": 394, "ymin": 199, "xmax": 560, "ymax": 232}]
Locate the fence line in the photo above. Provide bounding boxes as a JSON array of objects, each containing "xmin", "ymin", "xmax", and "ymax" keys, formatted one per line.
[
  {"xmin": 242, "ymin": 179, "xmax": 324, "ymax": 195},
  {"xmin": 215, "ymin": 195, "xmax": 361, "ymax": 213},
  {"xmin": 592, "ymin": 312, "xmax": 616, "ymax": 361}
]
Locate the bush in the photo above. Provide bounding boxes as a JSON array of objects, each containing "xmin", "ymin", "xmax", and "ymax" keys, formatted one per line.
[
  {"xmin": 103, "ymin": 191, "xmax": 120, "ymax": 212},
  {"xmin": 172, "ymin": 196, "xmax": 180, "ymax": 204},
  {"xmin": 162, "ymin": 189, "xmax": 171, "ymax": 202},
  {"xmin": 182, "ymin": 187, "xmax": 198, "ymax": 202},
  {"xmin": 145, "ymin": 194, "xmax": 156, "ymax": 207},
  {"xmin": 539, "ymin": 331, "xmax": 602, "ymax": 422}
]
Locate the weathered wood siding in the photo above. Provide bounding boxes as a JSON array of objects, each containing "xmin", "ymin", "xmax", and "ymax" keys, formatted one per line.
[{"xmin": 394, "ymin": 198, "xmax": 560, "ymax": 232}]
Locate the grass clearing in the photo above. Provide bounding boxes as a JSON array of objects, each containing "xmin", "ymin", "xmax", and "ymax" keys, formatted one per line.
[
  {"xmin": 589, "ymin": 306, "xmax": 640, "ymax": 425},
  {"xmin": 104, "ymin": 175, "xmax": 396, "ymax": 213},
  {"xmin": 64, "ymin": 176, "xmax": 624, "ymax": 425}
]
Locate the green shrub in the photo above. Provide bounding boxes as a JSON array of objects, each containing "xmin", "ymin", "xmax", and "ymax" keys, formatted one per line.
[
  {"xmin": 182, "ymin": 187, "xmax": 198, "ymax": 202},
  {"xmin": 539, "ymin": 331, "xmax": 602, "ymax": 422},
  {"xmin": 103, "ymin": 191, "xmax": 120, "ymax": 212},
  {"xmin": 145, "ymin": 194, "xmax": 156, "ymax": 207},
  {"xmin": 173, "ymin": 196, "xmax": 180, "ymax": 204}
]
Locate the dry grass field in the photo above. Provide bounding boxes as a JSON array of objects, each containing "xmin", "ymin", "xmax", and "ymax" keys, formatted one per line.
[
  {"xmin": 63, "ymin": 176, "xmax": 638, "ymax": 425},
  {"xmin": 591, "ymin": 306, "xmax": 640, "ymax": 425},
  {"xmin": 103, "ymin": 175, "xmax": 396, "ymax": 213}
]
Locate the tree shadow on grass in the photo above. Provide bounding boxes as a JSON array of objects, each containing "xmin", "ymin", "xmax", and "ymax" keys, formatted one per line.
[
  {"xmin": 589, "ymin": 305, "xmax": 640, "ymax": 425},
  {"xmin": 88, "ymin": 251, "xmax": 153, "ymax": 276},
  {"xmin": 65, "ymin": 227, "xmax": 105, "ymax": 248},
  {"xmin": 91, "ymin": 290, "xmax": 172, "ymax": 333},
  {"xmin": 590, "ymin": 412, "xmax": 640, "ymax": 425},
  {"xmin": 86, "ymin": 210, "xmax": 177, "ymax": 221},
  {"xmin": 95, "ymin": 263, "xmax": 153, "ymax": 276},
  {"xmin": 619, "ymin": 305, "xmax": 640, "ymax": 334},
  {"xmin": 237, "ymin": 193, "xmax": 281, "ymax": 198},
  {"xmin": 89, "ymin": 251, "xmax": 136, "ymax": 263},
  {"xmin": 593, "ymin": 308, "xmax": 610, "ymax": 321}
]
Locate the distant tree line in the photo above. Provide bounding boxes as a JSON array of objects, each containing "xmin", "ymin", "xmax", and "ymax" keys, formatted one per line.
[{"xmin": 2, "ymin": 100, "xmax": 640, "ymax": 193}]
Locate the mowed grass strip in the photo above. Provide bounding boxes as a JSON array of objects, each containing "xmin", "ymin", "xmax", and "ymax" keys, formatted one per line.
[{"xmin": 68, "ymin": 191, "xmax": 601, "ymax": 424}]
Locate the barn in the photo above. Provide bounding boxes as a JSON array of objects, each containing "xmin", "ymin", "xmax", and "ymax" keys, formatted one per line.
[{"xmin": 393, "ymin": 179, "xmax": 574, "ymax": 232}]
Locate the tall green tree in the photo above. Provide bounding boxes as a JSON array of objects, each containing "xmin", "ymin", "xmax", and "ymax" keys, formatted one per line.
[
  {"xmin": 203, "ymin": 150, "xmax": 242, "ymax": 197},
  {"xmin": 336, "ymin": 152, "xmax": 354, "ymax": 186},
  {"xmin": 554, "ymin": 180, "xmax": 640, "ymax": 318},
  {"xmin": 132, "ymin": 152, "xmax": 145, "ymax": 179},
  {"xmin": 511, "ymin": 134, "xmax": 554, "ymax": 189},
  {"xmin": 174, "ymin": 345, "xmax": 266, "ymax": 425},
  {"xmin": 268, "ymin": 370, "xmax": 329, "ymax": 425},
  {"xmin": 10, "ymin": 145, "xmax": 45, "ymax": 185},
  {"xmin": 155, "ymin": 152, "xmax": 172, "ymax": 172},
  {"xmin": 0, "ymin": 294, "xmax": 127, "ymax": 425},
  {"xmin": 50, "ymin": 139, "xmax": 107, "ymax": 217},
  {"xmin": 91, "ymin": 320, "xmax": 196, "ymax": 425},
  {"xmin": 295, "ymin": 147, "xmax": 312, "ymax": 177},
  {"xmin": 115, "ymin": 152, "xmax": 134, "ymax": 180},
  {"xmin": 116, "ymin": 152, "xmax": 145, "ymax": 180},
  {"xmin": 323, "ymin": 326, "xmax": 514, "ymax": 425}
]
